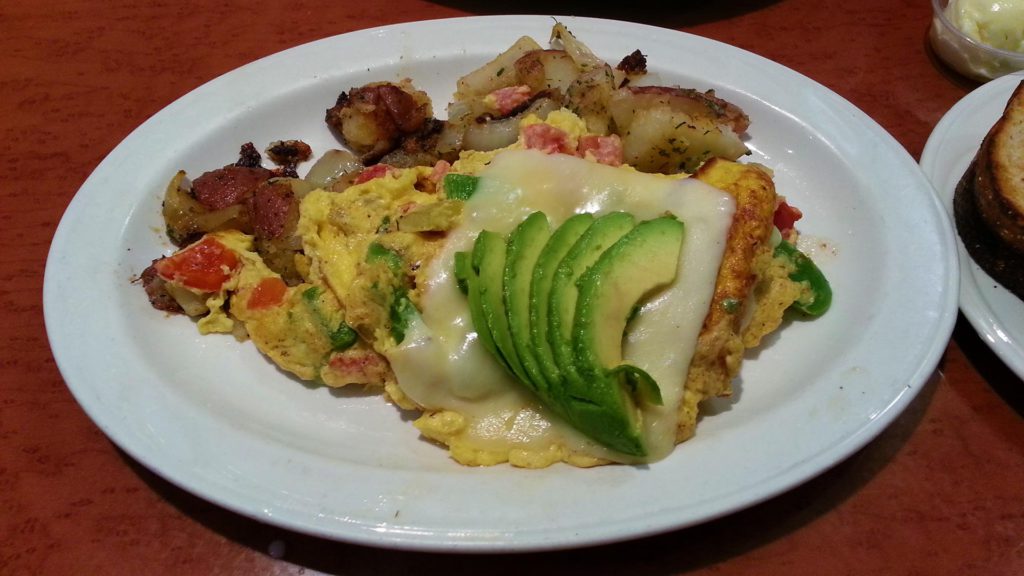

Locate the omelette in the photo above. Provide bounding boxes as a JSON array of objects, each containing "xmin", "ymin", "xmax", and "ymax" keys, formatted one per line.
[
  {"xmin": 142, "ymin": 23, "xmax": 832, "ymax": 467},
  {"xmin": 144, "ymin": 108, "xmax": 828, "ymax": 467}
]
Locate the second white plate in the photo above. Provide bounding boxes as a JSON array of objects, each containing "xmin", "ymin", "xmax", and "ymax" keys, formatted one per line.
[{"xmin": 921, "ymin": 71, "xmax": 1024, "ymax": 381}]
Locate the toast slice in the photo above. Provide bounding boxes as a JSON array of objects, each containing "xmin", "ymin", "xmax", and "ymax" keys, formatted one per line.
[
  {"xmin": 974, "ymin": 80, "xmax": 1024, "ymax": 253},
  {"xmin": 954, "ymin": 160, "xmax": 1024, "ymax": 300}
]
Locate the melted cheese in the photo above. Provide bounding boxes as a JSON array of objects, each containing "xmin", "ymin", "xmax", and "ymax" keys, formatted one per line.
[{"xmin": 386, "ymin": 150, "xmax": 735, "ymax": 462}]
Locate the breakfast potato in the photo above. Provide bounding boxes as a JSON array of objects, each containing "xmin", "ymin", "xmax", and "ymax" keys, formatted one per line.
[
  {"xmin": 455, "ymin": 35, "xmax": 543, "ymax": 101},
  {"xmin": 513, "ymin": 49, "xmax": 580, "ymax": 94}
]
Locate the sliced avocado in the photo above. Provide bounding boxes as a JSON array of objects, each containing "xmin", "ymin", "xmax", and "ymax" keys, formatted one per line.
[
  {"xmin": 503, "ymin": 212, "xmax": 552, "ymax": 394},
  {"xmin": 547, "ymin": 211, "xmax": 636, "ymax": 384},
  {"xmin": 472, "ymin": 230, "xmax": 530, "ymax": 383},
  {"xmin": 528, "ymin": 213, "xmax": 595, "ymax": 390},
  {"xmin": 454, "ymin": 250, "xmax": 500, "ymax": 358},
  {"xmin": 544, "ymin": 211, "xmax": 645, "ymax": 455},
  {"xmin": 456, "ymin": 212, "xmax": 686, "ymax": 458},
  {"xmin": 453, "ymin": 250, "xmax": 473, "ymax": 295},
  {"xmin": 573, "ymin": 215, "xmax": 686, "ymax": 407}
]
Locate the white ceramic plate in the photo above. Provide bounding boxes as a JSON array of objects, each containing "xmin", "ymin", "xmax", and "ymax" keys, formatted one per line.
[
  {"xmin": 920, "ymin": 71, "xmax": 1024, "ymax": 381},
  {"xmin": 44, "ymin": 15, "xmax": 958, "ymax": 552}
]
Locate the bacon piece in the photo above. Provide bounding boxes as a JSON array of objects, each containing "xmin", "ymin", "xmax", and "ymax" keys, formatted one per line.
[
  {"xmin": 249, "ymin": 181, "xmax": 296, "ymax": 240},
  {"xmin": 578, "ymin": 134, "xmax": 623, "ymax": 166},
  {"xmin": 429, "ymin": 160, "xmax": 451, "ymax": 183},
  {"xmin": 353, "ymin": 163, "xmax": 398, "ymax": 185},
  {"xmin": 191, "ymin": 165, "xmax": 272, "ymax": 210},
  {"xmin": 486, "ymin": 85, "xmax": 533, "ymax": 116},
  {"xmin": 521, "ymin": 123, "xmax": 574, "ymax": 155},
  {"xmin": 323, "ymin": 348, "xmax": 392, "ymax": 386}
]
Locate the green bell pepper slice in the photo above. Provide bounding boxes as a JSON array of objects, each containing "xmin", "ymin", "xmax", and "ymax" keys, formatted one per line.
[
  {"xmin": 774, "ymin": 239, "xmax": 832, "ymax": 316},
  {"xmin": 442, "ymin": 173, "xmax": 479, "ymax": 201}
]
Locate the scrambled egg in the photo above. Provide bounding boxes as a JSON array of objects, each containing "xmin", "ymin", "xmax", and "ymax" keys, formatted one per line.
[
  {"xmin": 166, "ymin": 230, "xmax": 340, "ymax": 380},
  {"xmin": 298, "ymin": 165, "xmax": 446, "ymax": 349}
]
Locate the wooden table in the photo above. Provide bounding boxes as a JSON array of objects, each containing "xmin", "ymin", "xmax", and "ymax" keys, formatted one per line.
[{"xmin": 3, "ymin": 1, "xmax": 1022, "ymax": 573}]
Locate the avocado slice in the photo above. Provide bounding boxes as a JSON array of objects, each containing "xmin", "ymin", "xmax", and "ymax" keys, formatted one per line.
[
  {"xmin": 573, "ymin": 215, "xmax": 686, "ymax": 407},
  {"xmin": 503, "ymin": 212, "xmax": 552, "ymax": 393},
  {"xmin": 454, "ymin": 250, "xmax": 500, "ymax": 359},
  {"xmin": 528, "ymin": 213, "xmax": 595, "ymax": 390},
  {"xmin": 545, "ymin": 212, "xmax": 650, "ymax": 455},
  {"xmin": 547, "ymin": 211, "xmax": 636, "ymax": 385},
  {"xmin": 472, "ymin": 230, "xmax": 531, "ymax": 383},
  {"xmin": 456, "ymin": 211, "xmax": 687, "ymax": 458},
  {"xmin": 458, "ymin": 249, "xmax": 501, "ymax": 360}
]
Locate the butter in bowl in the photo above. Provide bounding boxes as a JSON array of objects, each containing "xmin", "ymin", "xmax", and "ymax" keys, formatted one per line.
[{"xmin": 930, "ymin": 0, "xmax": 1024, "ymax": 81}]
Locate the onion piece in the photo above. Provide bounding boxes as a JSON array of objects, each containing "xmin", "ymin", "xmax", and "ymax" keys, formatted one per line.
[
  {"xmin": 304, "ymin": 149, "xmax": 362, "ymax": 188},
  {"xmin": 163, "ymin": 283, "xmax": 210, "ymax": 317},
  {"xmin": 550, "ymin": 23, "xmax": 606, "ymax": 72},
  {"xmin": 463, "ymin": 116, "xmax": 520, "ymax": 151},
  {"xmin": 462, "ymin": 97, "xmax": 562, "ymax": 151}
]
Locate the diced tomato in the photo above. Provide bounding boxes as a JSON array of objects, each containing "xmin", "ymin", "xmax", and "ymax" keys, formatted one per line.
[
  {"xmin": 773, "ymin": 200, "xmax": 803, "ymax": 234},
  {"xmin": 522, "ymin": 123, "xmax": 574, "ymax": 155},
  {"xmin": 247, "ymin": 277, "xmax": 287, "ymax": 310},
  {"xmin": 486, "ymin": 85, "xmax": 532, "ymax": 116},
  {"xmin": 154, "ymin": 236, "xmax": 239, "ymax": 293},
  {"xmin": 354, "ymin": 163, "xmax": 397, "ymax": 185},
  {"xmin": 577, "ymin": 134, "xmax": 623, "ymax": 166}
]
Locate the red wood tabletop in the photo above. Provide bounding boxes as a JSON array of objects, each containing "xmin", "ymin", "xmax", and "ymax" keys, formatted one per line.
[{"xmin": 2, "ymin": 1, "xmax": 1022, "ymax": 574}]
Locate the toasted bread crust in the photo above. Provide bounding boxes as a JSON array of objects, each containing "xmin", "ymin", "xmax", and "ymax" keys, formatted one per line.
[
  {"xmin": 974, "ymin": 80, "xmax": 1024, "ymax": 253},
  {"xmin": 954, "ymin": 160, "xmax": 1024, "ymax": 300}
]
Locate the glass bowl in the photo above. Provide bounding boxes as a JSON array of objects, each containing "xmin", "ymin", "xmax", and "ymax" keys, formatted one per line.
[{"xmin": 929, "ymin": 0, "xmax": 1024, "ymax": 81}]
